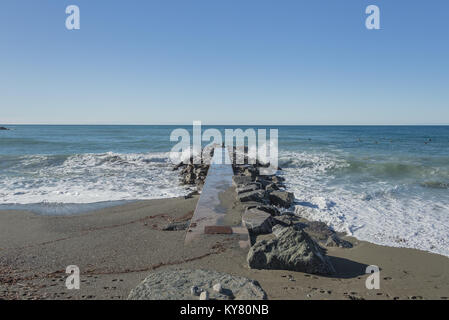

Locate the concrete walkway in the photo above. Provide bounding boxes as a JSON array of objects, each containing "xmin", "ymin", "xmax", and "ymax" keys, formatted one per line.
[{"xmin": 185, "ymin": 147, "xmax": 249, "ymax": 248}]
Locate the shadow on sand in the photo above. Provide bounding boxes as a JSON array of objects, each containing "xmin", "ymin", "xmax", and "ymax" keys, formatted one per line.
[{"xmin": 326, "ymin": 256, "xmax": 371, "ymax": 279}]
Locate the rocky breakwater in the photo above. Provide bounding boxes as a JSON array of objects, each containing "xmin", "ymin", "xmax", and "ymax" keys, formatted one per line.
[
  {"xmin": 171, "ymin": 147, "xmax": 351, "ymax": 275},
  {"xmin": 172, "ymin": 149, "xmax": 214, "ymax": 193},
  {"xmin": 231, "ymin": 157, "xmax": 351, "ymax": 276}
]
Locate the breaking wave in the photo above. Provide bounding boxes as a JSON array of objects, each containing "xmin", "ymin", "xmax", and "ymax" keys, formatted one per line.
[
  {"xmin": 279, "ymin": 151, "xmax": 449, "ymax": 257},
  {"xmin": 0, "ymin": 152, "xmax": 191, "ymax": 213}
]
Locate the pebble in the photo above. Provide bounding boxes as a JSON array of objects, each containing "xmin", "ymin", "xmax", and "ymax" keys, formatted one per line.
[
  {"xmin": 190, "ymin": 286, "xmax": 201, "ymax": 296},
  {"xmin": 199, "ymin": 291, "xmax": 209, "ymax": 300},
  {"xmin": 213, "ymin": 283, "xmax": 223, "ymax": 293}
]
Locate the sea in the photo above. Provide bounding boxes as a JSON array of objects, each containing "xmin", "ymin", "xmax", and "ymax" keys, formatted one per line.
[{"xmin": 1, "ymin": 125, "xmax": 448, "ymax": 257}]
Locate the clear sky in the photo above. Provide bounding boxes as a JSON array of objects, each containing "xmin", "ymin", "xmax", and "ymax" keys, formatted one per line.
[{"xmin": 1, "ymin": 0, "xmax": 448, "ymax": 125}]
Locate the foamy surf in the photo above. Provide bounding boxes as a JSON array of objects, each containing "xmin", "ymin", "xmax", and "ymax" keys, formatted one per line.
[
  {"xmin": 279, "ymin": 151, "xmax": 449, "ymax": 258},
  {"xmin": 0, "ymin": 152, "xmax": 191, "ymax": 212}
]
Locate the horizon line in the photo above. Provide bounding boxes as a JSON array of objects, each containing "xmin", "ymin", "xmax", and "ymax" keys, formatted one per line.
[{"xmin": 2, "ymin": 123, "xmax": 449, "ymax": 126}]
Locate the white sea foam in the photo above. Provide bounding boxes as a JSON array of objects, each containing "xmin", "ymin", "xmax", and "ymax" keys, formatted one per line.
[
  {"xmin": 279, "ymin": 151, "xmax": 449, "ymax": 258},
  {"xmin": 0, "ymin": 152, "xmax": 191, "ymax": 212}
]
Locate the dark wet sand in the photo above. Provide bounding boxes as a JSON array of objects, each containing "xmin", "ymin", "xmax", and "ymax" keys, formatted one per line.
[{"xmin": 1, "ymin": 196, "xmax": 448, "ymax": 300}]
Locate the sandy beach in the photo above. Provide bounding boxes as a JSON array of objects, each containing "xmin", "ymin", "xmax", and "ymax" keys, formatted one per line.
[{"xmin": 1, "ymin": 195, "xmax": 448, "ymax": 300}]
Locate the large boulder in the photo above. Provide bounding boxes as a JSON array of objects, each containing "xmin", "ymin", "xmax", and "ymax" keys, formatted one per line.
[
  {"xmin": 245, "ymin": 205, "xmax": 280, "ymax": 216},
  {"xmin": 232, "ymin": 175, "xmax": 254, "ymax": 187},
  {"xmin": 242, "ymin": 208, "xmax": 274, "ymax": 235},
  {"xmin": 302, "ymin": 221, "xmax": 353, "ymax": 249},
  {"xmin": 325, "ymin": 234, "xmax": 353, "ymax": 248},
  {"xmin": 242, "ymin": 167, "xmax": 257, "ymax": 178},
  {"xmin": 247, "ymin": 226, "xmax": 335, "ymax": 275},
  {"xmin": 272, "ymin": 213, "xmax": 304, "ymax": 227},
  {"xmin": 265, "ymin": 183, "xmax": 280, "ymax": 192},
  {"xmin": 236, "ymin": 183, "xmax": 261, "ymax": 194},
  {"xmin": 270, "ymin": 175, "xmax": 285, "ymax": 184},
  {"xmin": 128, "ymin": 269, "xmax": 267, "ymax": 300},
  {"xmin": 237, "ymin": 190, "xmax": 267, "ymax": 204},
  {"xmin": 269, "ymin": 191, "xmax": 295, "ymax": 208}
]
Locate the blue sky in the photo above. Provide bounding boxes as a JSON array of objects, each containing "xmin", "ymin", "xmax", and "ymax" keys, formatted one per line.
[{"xmin": 0, "ymin": 0, "xmax": 448, "ymax": 125}]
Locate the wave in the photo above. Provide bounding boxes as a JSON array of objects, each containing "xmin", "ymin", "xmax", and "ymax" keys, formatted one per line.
[
  {"xmin": 421, "ymin": 181, "xmax": 449, "ymax": 189},
  {"xmin": 0, "ymin": 152, "xmax": 191, "ymax": 209},
  {"xmin": 341, "ymin": 159, "xmax": 449, "ymax": 180}
]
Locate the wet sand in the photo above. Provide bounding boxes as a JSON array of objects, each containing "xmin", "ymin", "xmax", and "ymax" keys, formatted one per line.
[{"xmin": 1, "ymin": 196, "xmax": 448, "ymax": 300}]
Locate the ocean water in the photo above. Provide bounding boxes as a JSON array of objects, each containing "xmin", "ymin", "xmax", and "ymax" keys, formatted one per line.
[{"xmin": 1, "ymin": 125, "xmax": 448, "ymax": 257}]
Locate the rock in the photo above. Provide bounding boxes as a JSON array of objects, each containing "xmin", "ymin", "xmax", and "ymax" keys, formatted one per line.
[
  {"xmin": 182, "ymin": 172, "xmax": 195, "ymax": 185},
  {"xmin": 128, "ymin": 269, "xmax": 267, "ymax": 300},
  {"xmin": 242, "ymin": 208, "xmax": 274, "ymax": 235},
  {"xmin": 233, "ymin": 164, "xmax": 250, "ymax": 175},
  {"xmin": 242, "ymin": 167, "xmax": 257, "ymax": 178},
  {"xmin": 213, "ymin": 283, "xmax": 223, "ymax": 293},
  {"xmin": 237, "ymin": 190, "xmax": 267, "ymax": 204},
  {"xmin": 271, "ymin": 224, "xmax": 288, "ymax": 237},
  {"xmin": 190, "ymin": 286, "xmax": 201, "ymax": 296},
  {"xmin": 254, "ymin": 177, "xmax": 272, "ymax": 189},
  {"xmin": 236, "ymin": 183, "xmax": 261, "ymax": 194},
  {"xmin": 0, "ymin": 127, "xmax": 9, "ymax": 130},
  {"xmin": 232, "ymin": 175, "xmax": 254, "ymax": 187},
  {"xmin": 245, "ymin": 205, "xmax": 280, "ymax": 216},
  {"xmin": 161, "ymin": 221, "xmax": 190, "ymax": 231},
  {"xmin": 172, "ymin": 163, "xmax": 185, "ymax": 171},
  {"xmin": 325, "ymin": 234, "xmax": 353, "ymax": 248},
  {"xmin": 268, "ymin": 191, "xmax": 295, "ymax": 208},
  {"xmin": 271, "ymin": 176, "xmax": 285, "ymax": 184},
  {"xmin": 272, "ymin": 214, "xmax": 304, "ymax": 227},
  {"xmin": 304, "ymin": 221, "xmax": 334, "ymax": 241},
  {"xmin": 247, "ymin": 226, "xmax": 335, "ymax": 275},
  {"xmin": 265, "ymin": 183, "xmax": 280, "ymax": 192},
  {"xmin": 184, "ymin": 190, "xmax": 200, "ymax": 199},
  {"xmin": 181, "ymin": 164, "xmax": 194, "ymax": 175},
  {"xmin": 302, "ymin": 221, "xmax": 353, "ymax": 248},
  {"xmin": 199, "ymin": 291, "xmax": 209, "ymax": 300}
]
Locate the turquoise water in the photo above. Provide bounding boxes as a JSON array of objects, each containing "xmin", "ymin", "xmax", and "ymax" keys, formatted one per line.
[{"xmin": 1, "ymin": 125, "xmax": 448, "ymax": 256}]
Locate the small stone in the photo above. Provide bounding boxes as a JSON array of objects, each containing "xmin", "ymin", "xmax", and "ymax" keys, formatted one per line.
[
  {"xmin": 213, "ymin": 283, "xmax": 223, "ymax": 293},
  {"xmin": 162, "ymin": 221, "xmax": 190, "ymax": 231},
  {"xmin": 199, "ymin": 291, "xmax": 209, "ymax": 300},
  {"xmin": 190, "ymin": 286, "xmax": 201, "ymax": 296}
]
